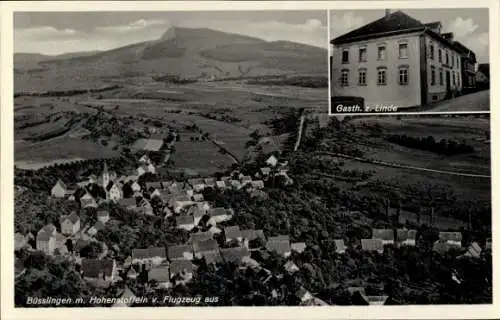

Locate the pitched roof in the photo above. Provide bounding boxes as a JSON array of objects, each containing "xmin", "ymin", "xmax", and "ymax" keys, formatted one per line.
[
  {"xmin": 186, "ymin": 205, "xmax": 206, "ymax": 217},
  {"xmin": 168, "ymin": 245, "xmax": 193, "ymax": 260},
  {"xmin": 268, "ymin": 235, "xmax": 290, "ymax": 243},
  {"xmin": 201, "ymin": 251, "xmax": 223, "ymax": 264},
  {"xmin": 267, "ymin": 240, "xmax": 291, "ymax": 255},
  {"xmin": 439, "ymin": 232, "xmax": 462, "ymax": 242},
  {"xmin": 53, "ymin": 179, "xmax": 67, "ymax": 190},
  {"xmin": 131, "ymin": 247, "xmax": 167, "ymax": 260},
  {"xmin": 241, "ymin": 229, "xmax": 265, "ymax": 241},
  {"xmin": 240, "ymin": 175, "xmax": 252, "ymax": 182},
  {"xmin": 37, "ymin": 224, "xmax": 56, "ymax": 241},
  {"xmin": 188, "ymin": 178, "xmax": 204, "ymax": 186},
  {"xmin": 170, "ymin": 260, "xmax": 194, "ymax": 275},
  {"xmin": 465, "ymin": 242, "xmax": 482, "ymax": 258},
  {"xmin": 220, "ymin": 247, "xmax": 250, "ymax": 263},
  {"xmin": 424, "ymin": 21, "xmax": 442, "ymax": 29},
  {"xmin": 331, "ymin": 10, "xmax": 426, "ymax": 45},
  {"xmin": 191, "ymin": 232, "xmax": 213, "ymax": 245},
  {"xmin": 97, "ymin": 210, "xmax": 109, "ymax": 217},
  {"xmin": 291, "ymin": 242, "xmax": 307, "ymax": 252},
  {"xmin": 145, "ymin": 182, "xmax": 163, "ymax": 190},
  {"xmin": 361, "ymin": 239, "xmax": 384, "ymax": 252},
  {"xmin": 208, "ymin": 207, "xmax": 231, "ymax": 217},
  {"xmin": 372, "ymin": 229, "xmax": 394, "ymax": 241},
  {"xmin": 397, "ymin": 229, "xmax": 417, "ymax": 241},
  {"xmin": 176, "ymin": 215, "xmax": 195, "ymax": 225},
  {"xmin": 81, "ymin": 259, "xmax": 114, "ymax": 278},
  {"xmin": 334, "ymin": 239, "xmax": 346, "ymax": 253},
  {"xmin": 148, "ymin": 265, "xmax": 170, "ymax": 282},
  {"xmin": 204, "ymin": 178, "xmax": 216, "ymax": 185},
  {"xmin": 193, "ymin": 239, "xmax": 219, "ymax": 253},
  {"xmin": 433, "ymin": 240, "xmax": 454, "ymax": 254},
  {"xmin": 62, "ymin": 212, "xmax": 80, "ymax": 224},
  {"xmin": 224, "ymin": 226, "xmax": 242, "ymax": 239},
  {"xmin": 119, "ymin": 198, "xmax": 137, "ymax": 207},
  {"xmin": 478, "ymin": 63, "xmax": 490, "ymax": 78}
]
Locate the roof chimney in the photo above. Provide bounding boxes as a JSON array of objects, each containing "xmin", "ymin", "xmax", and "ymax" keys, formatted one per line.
[{"xmin": 385, "ymin": 9, "xmax": 391, "ymax": 19}]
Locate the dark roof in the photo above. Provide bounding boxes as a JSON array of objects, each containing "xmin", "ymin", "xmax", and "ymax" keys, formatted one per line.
[
  {"xmin": 53, "ymin": 179, "xmax": 67, "ymax": 190},
  {"xmin": 220, "ymin": 247, "xmax": 250, "ymax": 263},
  {"xmin": 425, "ymin": 21, "xmax": 442, "ymax": 29},
  {"xmin": 37, "ymin": 224, "xmax": 56, "ymax": 242},
  {"xmin": 167, "ymin": 245, "xmax": 193, "ymax": 260},
  {"xmin": 372, "ymin": 229, "xmax": 394, "ymax": 241},
  {"xmin": 201, "ymin": 251, "xmax": 223, "ymax": 264},
  {"xmin": 97, "ymin": 210, "xmax": 109, "ymax": 217},
  {"xmin": 62, "ymin": 212, "xmax": 80, "ymax": 224},
  {"xmin": 397, "ymin": 229, "xmax": 417, "ymax": 241},
  {"xmin": 170, "ymin": 260, "xmax": 194, "ymax": 275},
  {"xmin": 331, "ymin": 10, "xmax": 426, "ymax": 45},
  {"xmin": 241, "ymin": 229, "xmax": 265, "ymax": 241},
  {"xmin": 224, "ymin": 226, "xmax": 241, "ymax": 239},
  {"xmin": 453, "ymin": 41, "xmax": 477, "ymax": 61},
  {"xmin": 191, "ymin": 232, "xmax": 213, "ymax": 245},
  {"xmin": 81, "ymin": 259, "xmax": 114, "ymax": 278},
  {"xmin": 131, "ymin": 247, "xmax": 167, "ymax": 260},
  {"xmin": 268, "ymin": 235, "xmax": 290, "ymax": 243},
  {"xmin": 193, "ymin": 239, "xmax": 219, "ymax": 253},
  {"xmin": 361, "ymin": 239, "xmax": 384, "ymax": 251},
  {"xmin": 478, "ymin": 64, "xmax": 490, "ymax": 78}
]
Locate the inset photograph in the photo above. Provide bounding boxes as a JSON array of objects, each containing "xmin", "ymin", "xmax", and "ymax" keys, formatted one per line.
[{"xmin": 329, "ymin": 9, "xmax": 490, "ymax": 114}]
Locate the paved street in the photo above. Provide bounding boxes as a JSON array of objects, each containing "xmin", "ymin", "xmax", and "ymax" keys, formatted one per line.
[{"xmin": 429, "ymin": 90, "xmax": 490, "ymax": 112}]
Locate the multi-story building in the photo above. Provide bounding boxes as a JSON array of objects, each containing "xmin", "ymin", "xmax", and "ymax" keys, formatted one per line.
[
  {"xmin": 330, "ymin": 10, "xmax": 474, "ymax": 110},
  {"xmin": 453, "ymin": 41, "xmax": 477, "ymax": 91}
]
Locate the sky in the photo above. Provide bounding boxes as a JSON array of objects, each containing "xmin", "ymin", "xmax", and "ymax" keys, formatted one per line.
[
  {"xmin": 14, "ymin": 11, "xmax": 327, "ymax": 55},
  {"xmin": 330, "ymin": 8, "xmax": 490, "ymax": 63}
]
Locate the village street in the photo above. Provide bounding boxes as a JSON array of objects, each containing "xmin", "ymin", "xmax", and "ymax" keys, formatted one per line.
[{"xmin": 429, "ymin": 90, "xmax": 490, "ymax": 113}]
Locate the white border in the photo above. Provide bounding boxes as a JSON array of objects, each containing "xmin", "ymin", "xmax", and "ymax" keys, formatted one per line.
[{"xmin": 2, "ymin": 1, "xmax": 499, "ymax": 320}]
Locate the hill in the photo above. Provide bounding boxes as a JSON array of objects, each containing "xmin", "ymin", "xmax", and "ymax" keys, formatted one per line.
[{"xmin": 14, "ymin": 27, "xmax": 328, "ymax": 92}]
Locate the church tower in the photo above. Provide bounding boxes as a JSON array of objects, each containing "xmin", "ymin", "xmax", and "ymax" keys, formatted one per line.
[{"xmin": 101, "ymin": 162, "xmax": 109, "ymax": 189}]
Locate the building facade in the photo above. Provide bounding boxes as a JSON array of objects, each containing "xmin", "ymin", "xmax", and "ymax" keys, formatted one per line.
[{"xmin": 330, "ymin": 10, "xmax": 474, "ymax": 110}]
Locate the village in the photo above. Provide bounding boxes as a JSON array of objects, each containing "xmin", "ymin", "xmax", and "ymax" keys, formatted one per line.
[{"xmin": 14, "ymin": 125, "xmax": 491, "ymax": 306}]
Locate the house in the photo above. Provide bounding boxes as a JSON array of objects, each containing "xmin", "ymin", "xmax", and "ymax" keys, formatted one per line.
[
  {"xmin": 361, "ymin": 239, "xmax": 384, "ymax": 253},
  {"xmin": 97, "ymin": 210, "xmax": 110, "ymax": 224},
  {"xmin": 433, "ymin": 240, "xmax": 457, "ymax": 254},
  {"xmin": 267, "ymin": 235, "xmax": 291, "ymax": 257},
  {"xmin": 230, "ymin": 180, "xmax": 242, "ymax": 190},
  {"xmin": 207, "ymin": 207, "xmax": 234, "ymax": 225},
  {"xmin": 266, "ymin": 155, "xmax": 279, "ymax": 167},
  {"xmin": 112, "ymin": 287, "xmax": 136, "ymax": 307},
  {"xmin": 296, "ymin": 287, "xmax": 314, "ymax": 303},
  {"xmin": 291, "ymin": 242, "xmax": 307, "ymax": 253},
  {"xmin": 207, "ymin": 225, "xmax": 222, "ymax": 236},
  {"xmin": 188, "ymin": 178, "xmax": 205, "ymax": 192},
  {"xmin": 80, "ymin": 192, "xmax": 98, "ymax": 209},
  {"xmin": 192, "ymin": 193, "xmax": 204, "ymax": 202},
  {"xmin": 202, "ymin": 251, "xmax": 224, "ymax": 265},
  {"xmin": 284, "ymin": 260, "xmax": 300, "ymax": 273},
  {"xmin": 105, "ymin": 182, "xmax": 123, "ymax": 202},
  {"xmin": 240, "ymin": 229, "xmax": 266, "ymax": 248},
  {"xmin": 260, "ymin": 167, "xmax": 272, "ymax": 176},
  {"xmin": 330, "ymin": 10, "xmax": 469, "ymax": 110},
  {"xmin": 51, "ymin": 179, "xmax": 69, "ymax": 198},
  {"xmin": 397, "ymin": 229, "xmax": 417, "ymax": 246},
  {"xmin": 126, "ymin": 267, "xmax": 138, "ymax": 279},
  {"xmin": 186, "ymin": 205, "xmax": 206, "ymax": 225},
  {"xmin": 224, "ymin": 226, "xmax": 242, "ymax": 243},
  {"xmin": 81, "ymin": 259, "xmax": 116, "ymax": 284},
  {"xmin": 220, "ymin": 247, "xmax": 251, "ymax": 264},
  {"xmin": 137, "ymin": 163, "xmax": 156, "ymax": 176},
  {"xmin": 87, "ymin": 221, "xmax": 105, "ymax": 237},
  {"xmin": 439, "ymin": 232, "xmax": 462, "ymax": 247},
  {"xmin": 131, "ymin": 247, "xmax": 167, "ymax": 269},
  {"xmin": 360, "ymin": 294, "xmax": 389, "ymax": 306},
  {"xmin": 36, "ymin": 224, "xmax": 57, "ymax": 255},
  {"xmin": 146, "ymin": 181, "xmax": 163, "ymax": 191},
  {"xmin": 148, "ymin": 264, "xmax": 171, "ymax": 288},
  {"xmin": 130, "ymin": 181, "xmax": 141, "ymax": 192},
  {"xmin": 334, "ymin": 239, "xmax": 346, "ymax": 254},
  {"xmin": 372, "ymin": 229, "xmax": 394, "ymax": 245},
  {"xmin": 301, "ymin": 297, "xmax": 329, "ymax": 306},
  {"xmin": 476, "ymin": 63, "xmax": 490, "ymax": 89},
  {"xmin": 176, "ymin": 216, "xmax": 195, "ymax": 231},
  {"xmin": 170, "ymin": 195, "xmax": 195, "ymax": 214},
  {"xmin": 204, "ymin": 178, "xmax": 216, "ymax": 188},
  {"xmin": 14, "ymin": 233, "xmax": 28, "ymax": 251},
  {"xmin": 239, "ymin": 176, "xmax": 252, "ymax": 186},
  {"xmin": 138, "ymin": 198, "xmax": 153, "ymax": 216},
  {"xmin": 169, "ymin": 260, "xmax": 194, "ymax": 283},
  {"xmin": 191, "ymin": 232, "xmax": 213, "ymax": 246},
  {"xmin": 118, "ymin": 198, "xmax": 137, "ymax": 211},
  {"xmin": 216, "ymin": 180, "xmax": 228, "ymax": 189},
  {"xmin": 463, "ymin": 242, "xmax": 482, "ymax": 258},
  {"xmin": 139, "ymin": 154, "xmax": 152, "ymax": 164},
  {"xmin": 168, "ymin": 245, "xmax": 194, "ymax": 261},
  {"xmin": 453, "ymin": 41, "xmax": 477, "ymax": 91},
  {"xmin": 249, "ymin": 180, "xmax": 265, "ymax": 190},
  {"xmin": 193, "ymin": 239, "xmax": 219, "ymax": 259},
  {"xmin": 60, "ymin": 212, "xmax": 81, "ymax": 236}
]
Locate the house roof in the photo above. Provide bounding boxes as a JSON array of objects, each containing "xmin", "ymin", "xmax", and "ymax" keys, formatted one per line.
[
  {"xmin": 432, "ymin": 240, "xmax": 457, "ymax": 254},
  {"xmin": 168, "ymin": 245, "xmax": 193, "ymax": 260},
  {"xmin": 192, "ymin": 194, "xmax": 204, "ymax": 201},
  {"xmin": 230, "ymin": 180, "xmax": 242, "ymax": 188},
  {"xmin": 361, "ymin": 239, "xmax": 384, "ymax": 251},
  {"xmin": 53, "ymin": 179, "xmax": 67, "ymax": 190},
  {"xmin": 191, "ymin": 232, "xmax": 213, "ymax": 245},
  {"xmin": 62, "ymin": 212, "xmax": 80, "ymax": 224},
  {"xmin": 397, "ymin": 229, "xmax": 417, "ymax": 241},
  {"xmin": 146, "ymin": 182, "xmax": 163, "ymax": 190},
  {"xmin": 216, "ymin": 181, "xmax": 227, "ymax": 188},
  {"xmin": 208, "ymin": 207, "xmax": 231, "ymax": 217},
  {"xmin": 202, "ymin": 251, "xmax": 223, "ymax": 264},
  {"xmin": 188, "ymin": 178, "xmax": 205, "ymax": 186},
  {"xmin": 204, "ymin": 178, "xmax": 216, "ymax": 185},
  {"xmin": 284, "ymin": 260, "xmax": 299, "ymax": 271},
  {"xmin": 132, "ymin": 138, "xmax": 163, "ymax": 151},
  {"xmin": 260, "ymin": 167, "xmax": 271, "ymax": 175},
  {"xmin": 334, "ymin": 239, "xmax": 346, "ymax": 252},
  {"xmin": 186, "ymin": 205, "xmax": 206, "ymax": 218},
  {"xmin": 331, "ymin": 11, "xmax": 426, "ymax": 45},
  {"xmin": 224, "ymin": 226, "xmax": 241, "ymax": 239},
  {"xmin": 97, "ymin": 210, "xmax": 109, "ymax": 217},
  {"xmin": 268, "ymin": 235, "xmax": 290, "ymax": 243},
  {"xmin": 37, "ymin": 224, "xmax": 56, "ymax": 241},
  {"xmin": 148, "ymin": 265, "xmax": 170, "ymax": 282},
  {"xmin": 81, "ymin": 259, "xmax": 114, "ymax": 278},
  {"xmin": 240, "ymin": 176, "xmax": 252, "ymax": 182},
  {"xmin": 439, "ymin": 232, "xmax": 462, "ymax": 242},
  {"xmin": 267, "ymin": 240, "xmax": 291, "ymax": 255},
  {"xmin": 93, "ymin": 221, "xmax": 106, "ymax": 231},
  {"xmin": 465, "ymin": 242, "xmax": 482, "ymax": 258},
  {"xmin": 170, "ymin": 260, "xmax": 194, "ymax": 275},
  {"xmin": 372, "ymin": 229, "xmax": 394, "ymax": 241},
  {"xmin": 424, "ymin": 21, "xmax": 442, "ymax": 29},
  {"xmin": 241, "ymin": 229, "xmax": 265, "ymax": 241},
  {"xmin": 193, "ymin": 239, "xmax": 219, "ymax": 253},
  {"xmin": 291, "ymin": 242, "xmax": 307, "ymax": 252},
  {"xmin": 131, "ymin": 247, "xmax": 167, "ymax": 260},
  {"xmin": 176, "ymin": 215, "xmax": 194, "ymax": 226},
  {"xmin": 220, "ymin": 247, "xmax": 250, "ymax": 263}
]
